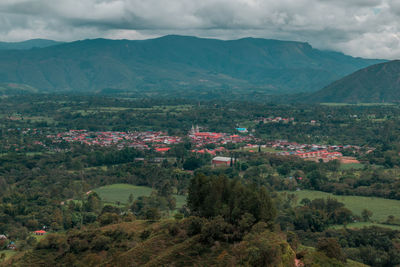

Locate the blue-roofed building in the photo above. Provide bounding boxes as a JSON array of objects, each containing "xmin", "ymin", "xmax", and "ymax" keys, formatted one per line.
[{"xmin": 236, "ymin": 128, "xmax": 248, "ymax": 133}]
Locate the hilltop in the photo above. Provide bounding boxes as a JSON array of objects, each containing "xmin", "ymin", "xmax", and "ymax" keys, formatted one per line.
[
  {"xmin": 0, "ymin": 35, "xmax": 384, "ymax": 98},
  {"xmin": 2, "ymin": 219, "xmax": 296, "ymax": 267},
  {"xmin": 308, "ymin": 60, "xmax": 400, "ymax": 103}
]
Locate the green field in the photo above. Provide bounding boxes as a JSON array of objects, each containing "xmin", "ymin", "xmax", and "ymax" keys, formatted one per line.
[
  {"xmin": 339, "ymin": 163, "xmax": 365, "ymax": 170},
  {"xmin": 94, "ymin": 184, "xmax": 186, "ymax": 209},
  {"xmin": 330, "ymin": 222, "xmax": 400, "ymax": 231},
  {"xmin": 133, "ymin": 104, "xmax": 193, "ymax": 111},
  {"xmin": 284, "ymin": 190, "xmax": 400, "ymax": 222},
  {"xmin": 320, "ymin": 103, "xmax": 396, "ymax": 107}
]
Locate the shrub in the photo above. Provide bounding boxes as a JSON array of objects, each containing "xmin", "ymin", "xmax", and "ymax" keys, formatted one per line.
[{"xmin": 317, "ymin": 237, "xmax": 346, "ymax": 262}]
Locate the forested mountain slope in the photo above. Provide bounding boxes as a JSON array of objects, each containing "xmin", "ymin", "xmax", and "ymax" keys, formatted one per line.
[
  {"xmin": 309, "ymin": 60, "xmax": 400, "ymax": 103},
  {"xmin": 0, "ymin": 35, "xmax": 384, "ymax": 96}
]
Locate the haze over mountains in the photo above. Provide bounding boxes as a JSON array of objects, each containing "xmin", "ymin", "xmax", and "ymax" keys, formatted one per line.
[
  {"xmin": 0, "ymin": 35, "xmax": 384, "ymax": 98},
  {"xmin": 0, "ymin": 39, "xmax": 62, "ymax": 50}
]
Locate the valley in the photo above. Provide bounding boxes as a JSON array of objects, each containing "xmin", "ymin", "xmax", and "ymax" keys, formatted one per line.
[{"xmin": 1, "ymin": 95, "xmax": 400, "ymax": 266}]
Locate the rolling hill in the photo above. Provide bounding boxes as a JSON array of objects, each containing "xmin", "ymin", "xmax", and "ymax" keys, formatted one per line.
[
  {"xmin": 309, "ymin": 60, "xmax": 400, "ymax": 103},
  {"xmin": 0, "ymin": 83, "xmax": 38, "ymax": 95},
  {"xmin": 0, "ymin": 35, "xmax": 384, "ymax": 97},
  {"xmin": 3, "ymin": 219, "xmax": 358, "ymax": 267}
]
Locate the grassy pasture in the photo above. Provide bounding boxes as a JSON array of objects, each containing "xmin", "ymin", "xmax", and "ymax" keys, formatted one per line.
[
  {"xmin": 284, "ymin": 190, "xmax": 400, "ymax": 222},
  {"xmin": 24, "ymin": 116, "xmax": 54, "ymax": 123},
  {"xmin": 131, "ymin": 104, "xmax": 193, "ymax": 111},
  {"xmin": 330, "ymin": 222, "xmax": 400, "ymax": 231},
  {"xmin": 320, "ymin": 103, "xmax": 396, "ymax": 107},
  {"xmin": 93, "ymin": 184, "xmax": 186, "ymax": 209},
  {"xmin": 68, "ymin": 107, "xmax": 132, "ymax": 115},
  {"xmin": 339, "ymin": 163, "xmax": 365, "ymax": 170},
  {"xmin": 94, "ymin": 184, "xmax": 153, "ymax": 203}
]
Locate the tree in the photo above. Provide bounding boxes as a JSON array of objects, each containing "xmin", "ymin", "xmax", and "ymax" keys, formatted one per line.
[
  {"xmin": 277, "ymin": 163, "xmax": 291, "ymax": 176},
  {"xmin": 308, "ymin": 170, "xmax": 326, "ymax": 190},
  {"xmin": 361, "ymin": 209, "xmax": 373, "ymax": 222},
  {"xmin": 85, "ymin": 192, "xmax": 102, "ymax": 213},
  {"xmin": 187, "ymin": 173, "xmax": 276, "ymax": 227},
  {"xmin": 144, "ymin": 207, "xmax": 161, "ymax": 221},
  {"xmin": 183, "ymin": 156, "xmax": 202, "ymax": 170},
  {"xmin": 128, "ymin": 193, "xmax": 134, "ymax": 204}
]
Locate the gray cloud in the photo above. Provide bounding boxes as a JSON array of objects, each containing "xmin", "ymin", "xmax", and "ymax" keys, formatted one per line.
[{"xmin": 0, "ymin": 0, "xmax": 399, "ymax": 59}]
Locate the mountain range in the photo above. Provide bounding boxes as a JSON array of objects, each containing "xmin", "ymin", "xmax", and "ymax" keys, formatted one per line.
[
  {"xmin": 0, "ymin": 39, "xmax": 62, "ymax": 50},
  {"xmin": 0, "ymin": 35, "xmax": 385, "ymax": 97}
]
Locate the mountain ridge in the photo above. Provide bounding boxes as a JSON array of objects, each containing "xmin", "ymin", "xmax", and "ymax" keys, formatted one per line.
[
  {"xmin": 0, "ymin": 39, "xmax": 63, "ymax": 50},
  {"xmin": 0, "ymin": 35, "xmax": 386, "ymax": 96}
]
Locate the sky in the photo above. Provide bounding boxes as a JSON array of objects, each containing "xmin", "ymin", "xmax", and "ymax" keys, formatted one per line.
[{"xmin": 0, "ymin": 0, "xmax": 399, "ymax": 59}]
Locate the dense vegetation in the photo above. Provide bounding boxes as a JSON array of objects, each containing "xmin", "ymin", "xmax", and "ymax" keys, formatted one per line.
[{"xmin": 1, "ymin": 95, "xmax": 400, "ymax": 266}]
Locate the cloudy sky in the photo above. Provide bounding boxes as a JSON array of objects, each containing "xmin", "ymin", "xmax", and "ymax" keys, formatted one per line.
[{"xmin": 0, "ymin": 0, "xmax": 399, "ymax": 59}]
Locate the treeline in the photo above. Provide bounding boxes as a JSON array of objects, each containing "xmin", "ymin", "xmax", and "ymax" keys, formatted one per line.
[
  {"xmin": 298, "ymin": 227, "xmax": 400, "ymax": 267},
  {"xmin": 201, "ymin": 151, "xmax": 400, "ymax": 200}
]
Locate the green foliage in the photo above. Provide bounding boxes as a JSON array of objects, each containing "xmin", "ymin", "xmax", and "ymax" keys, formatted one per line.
[
  {"xmin": 234, "ymin": 228, "xmax": 296, "ymax": 267},
  {"xmin": 317, "ymin": 237, "xmax": 346, "ymax": 262},
  {"xmin": 361, "ymin": 209, "xmax": 373, "ymax": 222},
  {"xmin": 298, "ymin": 226, "xmax": 400, "ymax": 267},
  {"xmin": 183, "ymin": 156, "xmax": 203, "ymax": 170},
  {"xmin": 1, "ymin": 95, "xmax": 400, "ymax": 266},
  {"xmin": 286, "ymin": 190, "xmax": 400, "ymax": 223},
  {"xmin": 188, "ymin": 173, "xmax": 276, "ymax": 226},
  {"xmin": 8, "ymin": 218, "xmax": 297, "ymax": 267},
  {"xmin": 97, "ymin": 212, "xmax": 120, "ymax": 226},
  {"xmin": 130, "ymin": 192, "xmax": 174, "ymax": 220}
]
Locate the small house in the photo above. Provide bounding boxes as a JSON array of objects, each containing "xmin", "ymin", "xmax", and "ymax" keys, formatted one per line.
[
  {"xmin": 7, "ymin": 242, "xmax": 16, "ymax": 250},
  {"xmin": 236, "ymin": 128, "xmax": 248, "ymax": 133},
  {"xmin": 212, "ymin": 156, "xmax": 235, "ymax": 167},
  {"xmin": 155, "ymin": 147, "xmax": 170, "ymax": 153},
  {"xmin": 34, "ymin": 230, "xmax": 47, "ymax": 236},
  {"xmin": 0, "ymin": 234, "xmax": 7, "ymax": 240}
]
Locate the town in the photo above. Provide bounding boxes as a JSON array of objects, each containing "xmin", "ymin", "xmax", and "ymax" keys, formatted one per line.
[{"xmin": 41, "ymin": 126, "xmax": 364, "ymax": 164}]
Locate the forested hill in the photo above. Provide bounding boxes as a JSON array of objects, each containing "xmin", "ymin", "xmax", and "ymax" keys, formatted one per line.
[
  {"xmin": 308, "ymin": 60, "xmax": 400, "ymax": 103},
  {"xmin": 0, "ymin": 39, "xmax": 62, "ymax": 50},
  {"xmin": 0, "ymin": 35, "xmax": 384, "ymax": 96}
]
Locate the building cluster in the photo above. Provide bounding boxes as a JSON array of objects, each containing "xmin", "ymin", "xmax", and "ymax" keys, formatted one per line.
[
  {"xmin": 189, "ymin": 125, "xmax": 258, "ymax": 150},
  {"xmin": 211, "ymin": 156, "xmax": 236, "ymax": 167},
  {"xmin": 255, "ymin": 117, "xmax": 295, "ymax": 123},
  {"xmin": 191, "ymin": 146, "xmax": 226, "ymax": 156},
  {"xmin": 48, "ymin": 130, "xmax": 182, "ymax": 150},
  {"xmin": 46, "ymin": 127, "xmax": 258, "ymax": 154},
  {"xmin": 296, "ymin": 150, "xmax": 344, "ymax": 162},
  {"xmin": 43, "ymin": 128, "xmax": 362, "ymax": 164},
  {"xmin": 269, "ymin": 140, "xmax": 360, "ymax": 163}
]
